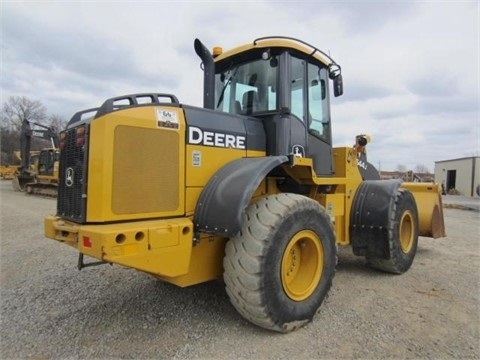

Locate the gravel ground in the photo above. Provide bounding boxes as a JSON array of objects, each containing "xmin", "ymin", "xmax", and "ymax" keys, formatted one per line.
[{"xmin": 1, "ymin": 181, "xmax": 479, "ymax": 359}]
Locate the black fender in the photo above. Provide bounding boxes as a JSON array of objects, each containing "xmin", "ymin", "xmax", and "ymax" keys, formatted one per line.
[
  {"xmin": 194, "ymin": 155, "xmax": 289, "ymax": 237},
  {"xmin": 357, "ymin": 152, "xmax": 380, "ymax": 180},
  {"xmin": 350, "ymin": 179, "xmax": 402, "ymax": 258}
]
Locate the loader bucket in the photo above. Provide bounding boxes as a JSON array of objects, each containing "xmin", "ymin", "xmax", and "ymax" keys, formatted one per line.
[{"xmin": 401, "ymin": 182, "xmax": 446, "ymax": 238}]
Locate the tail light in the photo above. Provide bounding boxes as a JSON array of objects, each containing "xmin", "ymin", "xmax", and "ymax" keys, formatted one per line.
[
  {"xmin": 59, "ymin": 132, "xmax": 67, "ymax": 150},
  {"xmin": 76, "ymin": 126, "xmax": 86, "ymax": 146}
]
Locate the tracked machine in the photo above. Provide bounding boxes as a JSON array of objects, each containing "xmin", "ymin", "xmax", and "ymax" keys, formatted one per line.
[
  {"xmin": 13, "ymin": 119, "xmax": 59, "ymax": 197},
  {"xmin": 44, "ymin": 37, "xmax": 445, "ymax": 332}
]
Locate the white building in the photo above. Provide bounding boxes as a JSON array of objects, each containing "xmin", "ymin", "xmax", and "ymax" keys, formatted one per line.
[{"xmin": 434, "ymin": 157, "xmax": 480, "ymax": 197}]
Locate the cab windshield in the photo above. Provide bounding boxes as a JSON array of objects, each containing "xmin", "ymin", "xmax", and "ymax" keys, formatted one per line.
[{"xmin": 214, "ymin": 56, "xmax": 278, "ymax": 115}]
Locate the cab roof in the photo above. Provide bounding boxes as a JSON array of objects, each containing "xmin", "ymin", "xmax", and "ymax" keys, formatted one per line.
[{"xmin": 213, "ymin": 36, "xmax": 338, "ymax": 70}]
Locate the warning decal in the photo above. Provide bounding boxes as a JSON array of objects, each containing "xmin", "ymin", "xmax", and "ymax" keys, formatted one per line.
[{"xmin": 156, "ymin": 109, "xmax": 179, "ymax": 129}]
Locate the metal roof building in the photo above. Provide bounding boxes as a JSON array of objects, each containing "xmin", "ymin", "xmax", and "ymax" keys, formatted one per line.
[{"xmin": 434, "ymin": 157, "xmax": 480, "ymax": 197}]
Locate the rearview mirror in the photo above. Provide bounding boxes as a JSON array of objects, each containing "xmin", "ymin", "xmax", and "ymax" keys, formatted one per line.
[{"xmin": 333, "ymin": 75, "xmax": 343, "ymax": 97}]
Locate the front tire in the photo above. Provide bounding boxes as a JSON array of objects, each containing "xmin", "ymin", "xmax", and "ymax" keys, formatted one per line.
[
  {"xmin": 367, "ymin": 188, "xmax": 419, "ymax": 274},
  {"xmin": 223, "ymin": 193, "xmax": 336, "ymax": 333}
]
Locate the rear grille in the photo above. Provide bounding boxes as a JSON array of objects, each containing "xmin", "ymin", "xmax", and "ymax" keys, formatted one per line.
[
  {"xmin": 111, "ymin": 126, "xmax": 179, "ymax": 214},
  {"xmin": 57, "ymin": 126, "xmax": 87, "ymax": 223}
]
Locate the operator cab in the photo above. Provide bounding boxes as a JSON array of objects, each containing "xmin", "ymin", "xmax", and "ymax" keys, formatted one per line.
[
  {"xmin": 38, "ymin": 149, "xmax": 59, "ymax": 176},
  {"xmin": 209, "ymin": 37, "xmax": 343, "ymax": 176}
]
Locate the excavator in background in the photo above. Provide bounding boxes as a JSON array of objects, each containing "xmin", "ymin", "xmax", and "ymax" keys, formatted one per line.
[
  {"xmin": 13, "ymin": 119, "xmax": 59, "ymax": 197},
  {"xmin": 44, "ymin": 37, "xmax": 445, "ymax": 333}
]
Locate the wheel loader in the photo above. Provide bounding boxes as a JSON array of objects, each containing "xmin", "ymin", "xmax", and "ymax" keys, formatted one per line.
[
  {"xmin": 44, "ymin": 36, "xmax": 445, "ymax": 333},
  {"xmin": 13, "ymin": 119, "xmax": 60, "ymax": 197}
]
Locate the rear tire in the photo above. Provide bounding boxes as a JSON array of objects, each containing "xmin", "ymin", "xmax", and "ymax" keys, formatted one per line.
[
  {"xmin": 366, "ymin": 188, "xmax": 419, "ymax": 274},
  {"xmin": 223, "ymin": 193, "xmax": 336, "ymax": 333}
]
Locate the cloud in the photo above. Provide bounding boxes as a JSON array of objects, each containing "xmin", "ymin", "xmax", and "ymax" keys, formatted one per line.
[
  {"xmin": 405, "ymin": 71, "xmax": 478, "ymax": 117},
  {"xmin": 407, "ymin": 75, "xmax": 458, "ymax": 98},
  {"xmin": 340, "ymin": 81, "xmax": 399, "ymax": 102},
  {"xmin": 1, "ymin": 1, "xmax": 478, "ymax": 172}
]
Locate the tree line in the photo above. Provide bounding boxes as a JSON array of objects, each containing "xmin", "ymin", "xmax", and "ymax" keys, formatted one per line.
[
  {"xmin": 1, "ymin": 96, "xmax": 68, "ymax": 165},
  {"xmin": 395, "ymin": 164, "xmax": 431, "ymax": 175}
]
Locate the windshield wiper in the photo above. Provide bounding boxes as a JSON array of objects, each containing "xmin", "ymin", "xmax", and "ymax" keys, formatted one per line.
[{"xmin": 216, "ymin": 67, "xmax": 239, "ymax": 109}]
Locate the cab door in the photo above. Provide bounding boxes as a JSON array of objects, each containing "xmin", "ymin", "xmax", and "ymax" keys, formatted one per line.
[{"xmin": 289, "ymin": 56, "xmax": 333, "ymax": 176}]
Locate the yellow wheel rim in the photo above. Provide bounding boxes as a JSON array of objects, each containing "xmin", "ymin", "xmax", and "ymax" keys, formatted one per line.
[
  {"xmin": 399, "ymin": 211, "xmax": 414, "ymax": 254},
  {"xmin": 281, "ymin": 230, "xmax": 323, "ymax": 301}
]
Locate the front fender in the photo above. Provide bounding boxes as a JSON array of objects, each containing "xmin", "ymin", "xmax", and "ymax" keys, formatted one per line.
[
  {"xmin": 193, "ymin": 156, "xmax": 288, "ymax": 237},
  {"xmin": 350, "ymin": 179, "xmax": 403, "ymax": 258}
]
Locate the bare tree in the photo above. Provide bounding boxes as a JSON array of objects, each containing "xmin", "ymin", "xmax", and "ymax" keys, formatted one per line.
[
  {"xmin": 1, "ymin": 96, "xmax": 47, "ymax": 132},
  {"xmin": 48, "ymin": 114, "xmax": 68, "ymax": 132},
  {"xmin": 0, "ymin": 127, "xmax": 20, "ymax": 165},
  {"xmin": 395, "ymin": 164, "xmax": 407, "ymax": 173},
  {"xmin": 1, "ymin": 96, "xmax": 49, "ymax": 164},
  {"xmin": 414, "ymin": 164, "xmax": 431, "ymax": 174}
]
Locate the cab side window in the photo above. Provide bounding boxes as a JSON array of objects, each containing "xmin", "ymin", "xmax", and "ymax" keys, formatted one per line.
[
  {"xmin": 289, "ymin": 56, "xmax": 331, "ymax": 143},
  {"xmin": 290, "ymin": 57, "xmax": 305, "ymax": 121},
  {"xmin": 307, "ymin": 63, "xmax": 331, "ymax": 142}
]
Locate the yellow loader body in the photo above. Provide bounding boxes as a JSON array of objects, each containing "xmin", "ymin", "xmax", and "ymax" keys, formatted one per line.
[
  {"xmin": 42, "ymin": 36, "xmax": 447, "ymax": 333},
  {"xmin": 44, "ymin": 215, "xmax": 226, "ymax": 287}
]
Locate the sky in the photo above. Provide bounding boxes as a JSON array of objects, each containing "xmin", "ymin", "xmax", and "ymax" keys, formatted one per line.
[{"xmin": 1, "ymin": 1, "xmax": 479, "ymax": 172}]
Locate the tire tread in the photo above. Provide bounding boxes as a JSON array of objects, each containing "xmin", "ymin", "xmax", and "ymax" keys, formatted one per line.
[{"xmin": 367, "ymin": 188, "xmax": 419, "ymax": 274}]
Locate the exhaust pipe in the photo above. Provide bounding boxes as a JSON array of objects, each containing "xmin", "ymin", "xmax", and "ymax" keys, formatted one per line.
[{"xmin": 194, "ymin": 39, "xmax": 215, "ymax": 110}]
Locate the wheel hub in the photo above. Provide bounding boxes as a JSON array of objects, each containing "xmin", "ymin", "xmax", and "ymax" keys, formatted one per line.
[
  {"xmin": 281, "ymin": 230, "xmax": 323, "ymax": 301},
  {"xmin": 399, "ymin": 210, "xmax": 414, "ymax": 254}
]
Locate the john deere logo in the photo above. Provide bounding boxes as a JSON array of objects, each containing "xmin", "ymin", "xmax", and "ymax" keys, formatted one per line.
[
  {"xmin": 65, "ymin": 168, "xmax": 74, "ymax": 187},
  {"xmin": 292, "ymin": 145, "xmax": 305, "ymax": 158}
]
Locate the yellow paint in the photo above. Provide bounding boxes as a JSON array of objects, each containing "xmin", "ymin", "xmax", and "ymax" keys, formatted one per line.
[
  {"xmin": 399, "ymin": 211, "xmax": 415, "ymax": 253},
  {"xmin": 282, "ymin": 147, "xmax": 364, "ymax": 245},
  {"xmin": 87, "ymin": 106, "xmax": 186, "ymax": 222},
  {"xmin": 185, "ymin": 144, "xmax": 244, "ymax": 187},
  {"xmin": 281, "ymin": 230, "xmax": 323, "ymax": 301},
  {"xmin": 214, "ymin": 38, "xmax": 334, "ymax": 68},
  {"xmin": 185, "ymin": 187, "xmax": 202, "ymax": 216},
  {"xmin": 155, "ymin": 234, "xmax": 227, "ymax": 287},
  {"xmin": 401, "ymin": 182, "xmax": 446, "ymax": 238},
  {"xmin": 45, "ymin": 216, "xmax": 194, "ymax": 278}
]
